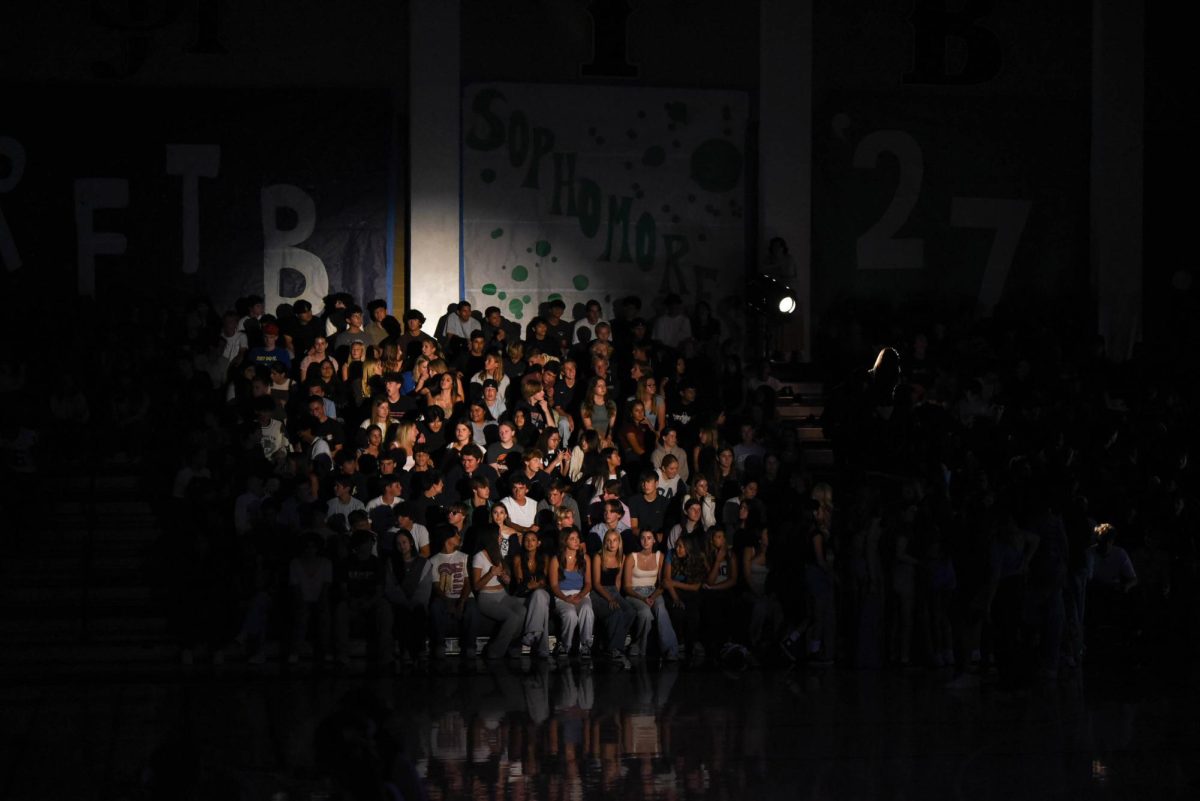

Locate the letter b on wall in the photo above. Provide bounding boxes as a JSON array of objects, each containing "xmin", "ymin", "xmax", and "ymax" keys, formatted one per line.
[{"xmin": 261, "ymin": 184, "xmax": 329, "ymax": 314}]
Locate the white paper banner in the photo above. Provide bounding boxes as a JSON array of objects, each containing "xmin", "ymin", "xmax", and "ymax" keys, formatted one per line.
[{"xmin": 462, "ymin": 82, "xmax": 748, "ymax": 323}]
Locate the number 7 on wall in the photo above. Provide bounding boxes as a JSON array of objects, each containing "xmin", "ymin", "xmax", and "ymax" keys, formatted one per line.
[
  {"xmin": 950, "ymin": 196, "xmax": 1031, "ymax": 312},
  {"xmin": 853, "ymin": 128, "xmax": 1031, "ymax": 310}
]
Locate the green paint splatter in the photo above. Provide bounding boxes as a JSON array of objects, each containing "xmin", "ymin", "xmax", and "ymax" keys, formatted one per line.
[
  {"xmin": 481, "ymin": 169, "xmax": 496, "ymax": 183},
  {"xmin": 547, "ymin": 293, "xmax": 562, "ymax": 301},
  {"xmin": 642, "ymin": 146, "xmax": 666, "ymax": 167},
  {"xmin": 550, "ymin": 257, "xmax": 558, "ymax": 263},
  {"xmin": 498, "ymin": 291, "xmax": 507, "ymax": 300},
  {"xmin": 572, "ymin": 275, "xmax": 589, "ymax": 291},
  {"xmin": 482, "ymin": 283, "xmax": 497, "ymax": 295},
  {"xmin": 526, "ymin": 247, "xmax": 533, "ymax": 253},
  {"xmin": 508, "ymin": 298, "xmax": 524, "ymax": 319},
  {"xmin": 690, "ymin": 139, "xmax": 743, "ymax": 193},
  {"xmin": 522, "ymin": 295, "xmax": 531, "ymax": 304},
  {"xmin": 512, "ymin": 265, "xmax": 529, "ymax": 282},
  {"xmin": 490, "ymin": 228, "xmax": 504, "ymax": 239},
  {"xmin": 535, "ymin": 240, "xmax": 551, "ymax": 257}
]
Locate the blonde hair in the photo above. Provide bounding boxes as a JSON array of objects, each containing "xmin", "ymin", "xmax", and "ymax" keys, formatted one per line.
[
  {"xmin": 391, "ymin": 420, "xmax": 418, "ymax": 452},
  {"xmin": 602, "ymin": 527, "xmax": 625, "ymax": 563},
  {"xmin": 361, "ymin": 357, "xmax": 382, "ymax": 398}
]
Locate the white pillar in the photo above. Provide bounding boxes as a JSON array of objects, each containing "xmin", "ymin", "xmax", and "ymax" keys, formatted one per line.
[
  {"xmin": 409, "ymin": 0, "xmax": 462, "ymax": 319},
  {"xmin": 1091, "ymin": 0, "xmax": 1143, "ymax": 361},
  {"xmin": 759, "ymin": 0, "xmax": 813, "ymax": 361}
]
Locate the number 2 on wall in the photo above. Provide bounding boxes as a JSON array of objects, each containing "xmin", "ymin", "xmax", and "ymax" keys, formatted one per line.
[
  {"xmin": 853, "ymin": 130, "xmax": 924, "ymax": 271},
  {"xmin": 852, "ymin": 127, "xmax": 1031, "ymax": 311}
]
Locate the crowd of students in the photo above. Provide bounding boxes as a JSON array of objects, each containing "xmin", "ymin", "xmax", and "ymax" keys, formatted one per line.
[
  {"xmin": 148, "ymin": 287, "xmax": 1199, "ymax": 682},
  {"xmin": 166, "ymin": 291, "xmax": 780, "ymax": 669}
]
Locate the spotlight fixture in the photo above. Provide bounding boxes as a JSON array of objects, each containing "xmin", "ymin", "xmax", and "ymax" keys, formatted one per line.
[{"xmin": 747, "ymin": 272, "xmax": 797, "ymax": 316}]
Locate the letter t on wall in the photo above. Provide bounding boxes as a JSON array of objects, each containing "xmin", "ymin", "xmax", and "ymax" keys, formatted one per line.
[{"xmin": 166, "ymin": 144, "xmax": 220, "ymax": 275}]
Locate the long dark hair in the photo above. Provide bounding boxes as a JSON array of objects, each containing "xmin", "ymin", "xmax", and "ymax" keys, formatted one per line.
[
  {"xmin": 556, "ymin": 526, "xmax": 585, "ymax": 578},
  {"xmin": 390, "ymin": 529, "xmax": 419, "ymax": 581},
  {"xmin": 478, "ymin": 523, "xmax": 504, "ymax": 567}
]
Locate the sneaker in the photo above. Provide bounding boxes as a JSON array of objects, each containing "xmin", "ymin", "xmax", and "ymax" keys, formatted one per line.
[
  {"xmin": 664, "ymin": 649, "xmax": 681, "ymax": 662},
  {"xmin": 627, "ymin": 644, "xmax": 641, "ymax": 658},
  {"xmin": 579, "ymin": 643, "xmax": 592, "ymax": 660}
]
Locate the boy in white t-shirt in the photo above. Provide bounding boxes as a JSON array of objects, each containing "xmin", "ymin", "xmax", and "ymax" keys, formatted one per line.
[{"xmin": 424, "ymin": 526, "xmax": 479, "ymax": 659}]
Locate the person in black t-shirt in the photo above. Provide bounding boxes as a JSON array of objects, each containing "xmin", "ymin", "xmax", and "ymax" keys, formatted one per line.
[
  {"xmin": 282, "ymin": 299, "xmax": 324, "ymax": 361},
  {"xmin": 626, "ymin": 471, "xmax": 669, "ymax": 545},
  {"xmin": 332, "ymin": 530, "xmax": 393, "ymax": 665},
  {"xmin": 306, "ymin": 396, "xmax": 346, "ymax": 457},
  {"xmin": 382, "ymin": 372, "xmax": 416, "ymax": 423}
]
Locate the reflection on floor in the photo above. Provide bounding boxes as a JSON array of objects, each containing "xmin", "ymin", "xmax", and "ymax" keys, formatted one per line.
[{"xmin": 2, "ymin": 660, "xmax": 1198, "ymax": 800}]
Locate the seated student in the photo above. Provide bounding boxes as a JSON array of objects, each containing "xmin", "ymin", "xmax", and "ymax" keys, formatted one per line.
[
  {"xmin": 247, "ymin": 321, "xmax": 291, "ymax": 369},
  {"xmin": 528, "ymin": 502, "xmax": 571, "ymax": 561},
  {"xmin": 470, "ymin": 523, "xmax": 528, "ymax": 660},
  {"xmin": 365, "ymin": 474, "xmax": 404, "ymax": 535},
  {"xmin": 297, "ymin": 415, "xmax": 334, "ymax": 476},
  {"xmin": 664, "ymin": 534, "xmax": 707, "ymax": 663},
  {"xmin": 511, "ymin": 530, "xmax": 552, "ymax": 659},
  {"xmin": 425, "ymin": 525, "xmax": 479, "ymax": 660},
  {"xmin": 391, "ymin": 502, "xmax": 431, "ymax": 558},
  {"xmin": 722, "ymin": 479, "xmax": 763, "ymax": 536},
  {"xmin": 650, "ymin": 426, "xmax": 690, "ymax": 483},
  {"xmin": 536, "ymin": 478, "xmax": 581, "ymax": 533},
  {"xmin": 679, "ymin": 474, "xmax": 718, "ymax": 531},
  {"xmin": 549, "ymin": 527, "xmax": 595, "ymax": 659},
  {"xmin": 417, "ymin": 407, "xmax": 447, "ymax": 453},
  {"xmin": 482, "ymin": 379, "xmax": 508, "ymax": 421},
  {"xmin": 667, "ymin": 497, "xmax": 706, "ymax": 550},
  {"xmin": 484, "ymin": 502, "xmax": 523, "ymax": 559},
  {"xmin": 699, "ymin": 526, "xmax": 740, "ymax": 658},
  {"xmin": 626, "ymin": 470, "xmax": 670, "ymax": 546},
  {"xmin": 465, "ymin": 475, "xmax": 494, "ymax": 532},
  {"xmin": 327, "ymin": 475, "xmax": 366, "ymax": 524},
  {"xmin": 485, "ymin": 418, "xmax": 523, "ymax": 474},
  {"xmin": 742, "ymin": 526, "xmax": 783, "ymax": 654},
  {"xmin": 587, "ymin": 498, "xmax": 634, "ymax": 556},
  {"xmin": 444, "ymin": 444, "xmax": 499, "ymax": 502},
  {"xmin": 332, "ymin": 450, "xmax": 369, "ymax": 501},
  {"xmin": 500, "ymin": 474, "xmax": 539, "ymax": 535},
  {"xmin": 385, "ymin": 528, "xmax": 431, "ymax": 665},
  {"xmin": 623, "ymin": 528, "xmax": 680, "ymax": 661},
  {"xmin": 287, "ymin": 532, "xmax": 333, "ymax": 665},
  {"xmin": 655, "ymin": 453, "xmax": 685, "ymax": 502},
  {"xmin": 586, "ymin": 478, "xmax": 633, "ymax": 530},
  {"xmin": 465, "ymin": 399, "xmax": 499, "ymax": 447},
  {"xmin": 590, "ymin": 527, "xmax": 636, "ymax": 667},
  {"xmin": 332, "ymin": 529, "xmax": 394, "ymax": 667},
  {"xmin": 408, "ymin": 471, "xmax": 450, "ymax": 530},
  {"xmin": 514, "ymin": 448, "xmax": 552, "ymax": 502},
  {"xmin": 616, "ymin": 399, "xmax": 655, "ymax": 476}
]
